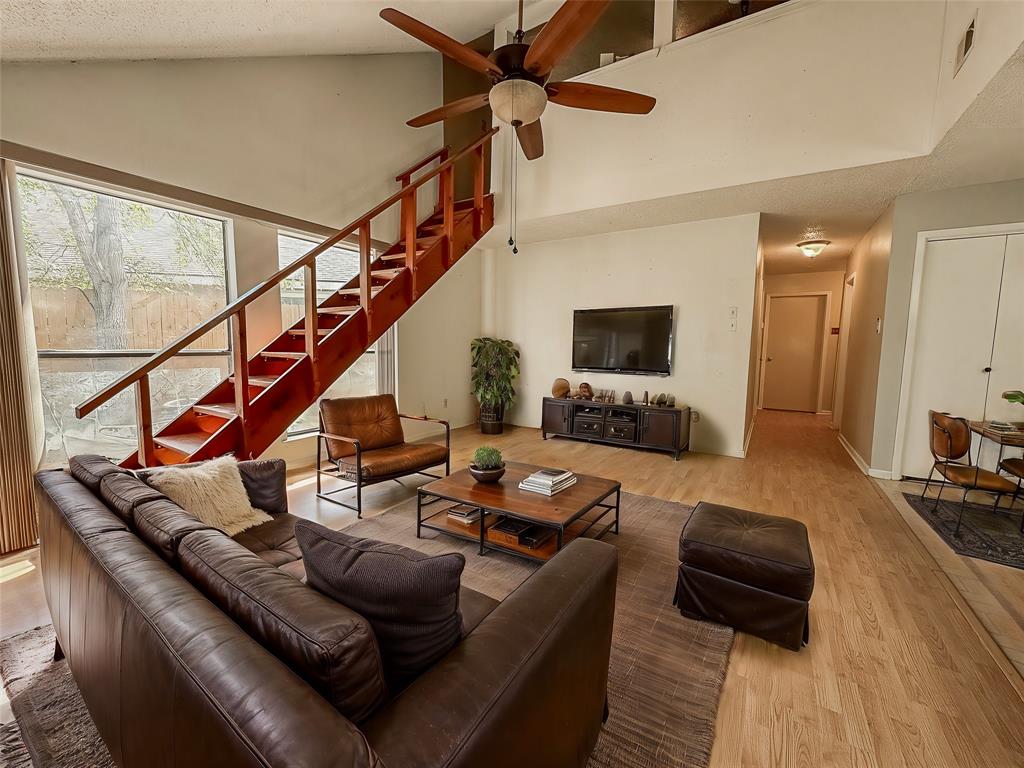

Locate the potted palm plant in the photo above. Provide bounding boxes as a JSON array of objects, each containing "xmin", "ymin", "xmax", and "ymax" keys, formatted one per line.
[{"xmin": 470, "ymin": 337, "xmax": 520, "ymax": 435}]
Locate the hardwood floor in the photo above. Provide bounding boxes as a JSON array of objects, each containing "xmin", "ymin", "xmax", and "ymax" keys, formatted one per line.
[{"xmin": 2, "ymin": 410, "xmax": 1022, "ymax": 767}]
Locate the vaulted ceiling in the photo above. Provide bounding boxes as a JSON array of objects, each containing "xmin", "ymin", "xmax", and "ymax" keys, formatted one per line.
[{"xmin": 0, "ymin": 0, "xmax": 533, "ymax": 61}]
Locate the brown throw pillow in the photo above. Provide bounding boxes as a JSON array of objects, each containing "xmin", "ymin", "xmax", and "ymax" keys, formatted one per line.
[{"xmin": 295, "ymin": 520, "xmax": 464, "ymax": 689}]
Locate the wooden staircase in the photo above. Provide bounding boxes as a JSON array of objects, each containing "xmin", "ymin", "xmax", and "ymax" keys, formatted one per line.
[{"xmin": 75, "ymin": 130, "xmax": 497, "ymax": 468}]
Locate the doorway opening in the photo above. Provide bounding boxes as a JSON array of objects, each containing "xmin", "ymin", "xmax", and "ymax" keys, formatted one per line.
[{"xmin": 758, "ymin": 292, "xmax": 831, "ymax": 413}]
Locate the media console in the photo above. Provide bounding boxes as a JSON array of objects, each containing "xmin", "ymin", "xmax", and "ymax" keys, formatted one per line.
[{"xmin": 541, "ymin": 397, "xmax": 691, "ymax": 460}]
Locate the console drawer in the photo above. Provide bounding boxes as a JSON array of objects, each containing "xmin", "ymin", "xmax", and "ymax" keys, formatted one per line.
[
  {"xmin": 573, "ymin": 418, "xmax": 603, "ymax": 437},
  {"xmin": 604, "ymin": 422, "xmax": 636, "ymax": 442}
]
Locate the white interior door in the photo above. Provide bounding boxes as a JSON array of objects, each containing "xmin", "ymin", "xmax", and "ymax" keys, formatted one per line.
[
  {"xmin": 986, "ymin": 233, "xmax": 1024, "ymax": 426},
  {"xmin": 899, "ymin": 235, "xmax": 1006, "ymax": 479},
  {"xmin": 832, "ymin": 274, "xmax": 855, "ymax": 430},
  {"xmin": 762, "ymin": 294, "xmax": 826, "ymax": 412}
]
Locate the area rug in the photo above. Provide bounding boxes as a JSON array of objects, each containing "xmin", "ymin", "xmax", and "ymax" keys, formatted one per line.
[
  {"xmin": 0, "ymin": 626, "xmax": 113, "ymax": 768},
  {"xmin": 345, "ymin": 491, "xmax": 734, "ymax": 768},
  {"xmin": 904, "ymin": 491, "xmax": 1024, "ymax": 570}
]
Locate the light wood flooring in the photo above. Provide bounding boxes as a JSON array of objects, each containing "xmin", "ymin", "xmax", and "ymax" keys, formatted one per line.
[{"xmin": 2, "ymin": 409, "xmax": 1022, "ymax": 767}]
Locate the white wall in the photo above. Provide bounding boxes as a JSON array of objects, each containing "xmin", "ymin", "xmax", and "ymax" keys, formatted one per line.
[
  {"xmin": 487, "ymin": 213, "xmax": 761, "ymax": 458},
  {"xmin": 0, "ymin": 55, "xmax": 443, "ymax": 230},
  {"xmin": 762, "ymin": 270, "xmax": 845, "ymax": 412},
  {"xmin": 870, "ymin": 179, "xmax": 1024, "ymax": 472},
  {"xmin": 492, "ymin": 0, "xmax": 946, "ymax": 226}
]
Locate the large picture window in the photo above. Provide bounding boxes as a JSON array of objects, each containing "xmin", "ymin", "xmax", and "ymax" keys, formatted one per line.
[
  {"xmin": 18, "ymin": 172, "xmax": 230, "ymax": 466},
  {"xmin": 277, "ymin": 232, "xmax": 379, "ymax": 436}
]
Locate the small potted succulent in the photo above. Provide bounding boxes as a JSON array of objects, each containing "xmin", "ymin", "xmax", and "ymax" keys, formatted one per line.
[{"xmin": 469, "ymin": 446, "xmax": 505, "ymax": 483}]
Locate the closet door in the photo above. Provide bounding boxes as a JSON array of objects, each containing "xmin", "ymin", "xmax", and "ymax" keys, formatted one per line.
[
  {"xmin": 985, "ymin": 233, "xmax": 1024, "ymax": 427},
  {"xmin": 900, "ymin": 235, "xmax": 1006, "ymax": 479}
]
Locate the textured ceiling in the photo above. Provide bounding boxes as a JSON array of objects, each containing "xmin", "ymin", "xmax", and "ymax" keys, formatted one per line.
[
  {"xmin": 0, "ymin": 0, "xmax": 530, "ymax": 61},
  {"xmin": 485, "ymin": 45, "xmax": 1024, "ymax": 276}
]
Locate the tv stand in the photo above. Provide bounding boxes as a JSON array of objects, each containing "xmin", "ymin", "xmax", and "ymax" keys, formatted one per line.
[{"xmin": 541, "ymin": 397, "xmax": 690, "ymax": 460}]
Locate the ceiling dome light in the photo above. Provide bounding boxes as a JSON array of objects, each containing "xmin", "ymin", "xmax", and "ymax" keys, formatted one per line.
[
  {"xmin": 489, "ymin": 79, "xmax": 547, "ymax": 126},
  {"xmin": 797, "ymin": 239, "xmax": 830, "ymax": 258}
]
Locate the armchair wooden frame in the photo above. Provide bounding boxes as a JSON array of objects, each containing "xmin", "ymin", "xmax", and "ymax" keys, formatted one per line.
[
  {"xmin": 315, "ymin": 412, "xmax": 451, "ymax": 518},
  {"xmin": 921, "ymin": 411, "xmax": 1020, "ymax": 536}
]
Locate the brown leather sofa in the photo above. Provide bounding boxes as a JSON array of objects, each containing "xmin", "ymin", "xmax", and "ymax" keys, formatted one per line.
[
  {"xmin": 36, "ymin": 455, "xmax": 618, "ymax": 768},
  {"xmin": 317, "ymin": 394, "xmax": 450, "ymax": 517}
]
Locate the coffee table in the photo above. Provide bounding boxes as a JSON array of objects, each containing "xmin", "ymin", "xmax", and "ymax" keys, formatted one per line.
[{"xmin": 416, "ymin": 462, "xmax": 621, "ymax": 562}]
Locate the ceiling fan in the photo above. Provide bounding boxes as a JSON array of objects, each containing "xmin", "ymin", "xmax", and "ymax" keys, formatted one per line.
[{"xmin": 380, "ymin": 0, "xmax": 656, "ymax": 160}]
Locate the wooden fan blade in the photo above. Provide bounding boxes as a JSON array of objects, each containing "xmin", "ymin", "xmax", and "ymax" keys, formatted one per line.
[
  {"xmin": 380, "ymin": 8, "xmax": 502, "ymax": 77},
  {"xmin": 516, "ymin": 120, "xmax": 544, "ymax": 160},
  {"xmin": 523, "ymin": 0, "xmax": 610, "ymax": 76},
  {"xmin": 545, "ymin": 82, "xmax": 655, "ymax": 114},
  {"xmin": 407, "ymin": 93, "xmax": 490, "ymax": 127}
]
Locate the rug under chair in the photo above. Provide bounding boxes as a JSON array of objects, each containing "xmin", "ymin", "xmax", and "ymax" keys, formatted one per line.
[{"xmin": 0, "ymin": 492, "xmax": 733, "ymax": 768}]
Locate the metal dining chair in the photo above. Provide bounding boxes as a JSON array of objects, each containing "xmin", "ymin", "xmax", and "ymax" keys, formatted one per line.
[
  {"xmin": 921, "ymin": 411, "xmax": 1019, "ymax": 536},
  {"xmin": 998, "ymin": 457, "xmax": 1024, "ymax": 532}
]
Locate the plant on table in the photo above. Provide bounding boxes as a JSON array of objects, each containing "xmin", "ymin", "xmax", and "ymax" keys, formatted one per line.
[{"xmin": 472, "ymin": 446, "xmax": 503, "ymax": 470}]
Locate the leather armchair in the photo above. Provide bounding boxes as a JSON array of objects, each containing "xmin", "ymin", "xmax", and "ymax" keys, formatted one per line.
[{"xmin": 317, "ymin": 394, "xmax": 450, "ymax": 517}]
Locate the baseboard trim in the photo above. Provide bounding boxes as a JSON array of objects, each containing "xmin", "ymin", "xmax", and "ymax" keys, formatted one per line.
[
  {"xmin": 868, "ymin": 467, "xmax": 894, "ymax": 480},
  {"xmin": 837, "ymin": 432, "xmax": 870, "ymax": 475}
]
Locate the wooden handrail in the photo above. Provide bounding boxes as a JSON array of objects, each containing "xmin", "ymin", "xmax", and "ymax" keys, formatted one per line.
[
  {"xmin": 75, "ymin": 128, "xmax": 497, "ymax": 420},
  {"xmin": 395, "ymin": 146, "xmax": 449, "ymax": 184}
]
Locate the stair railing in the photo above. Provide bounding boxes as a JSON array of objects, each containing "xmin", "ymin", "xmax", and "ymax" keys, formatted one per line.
[{"xmin": 75, "ymin": 127, "xmax": 498, "ymax": 466}]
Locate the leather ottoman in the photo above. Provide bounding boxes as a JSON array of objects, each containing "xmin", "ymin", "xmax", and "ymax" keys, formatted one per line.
[{"xmin": 673, "ymin": 502, "xmax": 814, "ymax": 651}]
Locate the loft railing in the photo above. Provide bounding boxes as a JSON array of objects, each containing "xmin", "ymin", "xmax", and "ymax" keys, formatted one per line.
[{"xmin": 75, "ymin": 128, "xmax": 498, "ymax": 466}]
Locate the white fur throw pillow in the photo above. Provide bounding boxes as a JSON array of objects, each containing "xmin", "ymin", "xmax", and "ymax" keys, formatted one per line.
[{"xmin": 145, "ymin": 456, "xmax": 273, "ymax": 536}]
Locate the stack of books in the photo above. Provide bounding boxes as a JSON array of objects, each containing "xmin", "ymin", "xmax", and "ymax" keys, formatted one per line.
[
  {"xmin": 447, "ymin": 504, "xmax": 482, "ymax": 526},
  {"xmin": 519, "ymin": 468, "xmax": 577, "ymax": 496}
]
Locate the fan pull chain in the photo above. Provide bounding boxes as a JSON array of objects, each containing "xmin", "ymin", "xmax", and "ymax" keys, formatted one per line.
[{"xmin": 508, "ymin": 90, "xmax": 519, "ymax": 255}]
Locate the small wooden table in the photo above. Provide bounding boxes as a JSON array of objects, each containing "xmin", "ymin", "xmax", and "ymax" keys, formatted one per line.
[{"xmin": 416, "ymin": 462, "xmax": 621, "ymax": 563}]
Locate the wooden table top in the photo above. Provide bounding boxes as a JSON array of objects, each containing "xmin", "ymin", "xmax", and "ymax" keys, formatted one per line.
[
  {"xmin": 421, "ymin": 461, "xmax": 620, "ymax": 526},
  {"xmin": 969, "ymin": 420, "xmax": 1024, "ymax": 447}
]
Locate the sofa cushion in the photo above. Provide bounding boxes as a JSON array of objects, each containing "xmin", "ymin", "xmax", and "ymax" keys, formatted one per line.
[
  {"xmin": 144, "ymin": 456, "xmax": 273, "ymax": 536},
  {"xmin": 679, "ymin": 502, "xmax": 814, "ymax": 600},
  {"xmin": 459, "ymin": 586, "xmax": 499, "ymax": 637},
  {"xmin": 69, "ymin": 454, "xmax": 128, "ymax": 495},
  {"xmin": 232, "ymin": 514, "xmax": 303, "ymax": 567},
  {"xmin": 320, "ymin": 395, "xmax": 404, "ymax": 461},
  {"xmin": 179, "ymin": 529, "xmax": 387, "ymax": 724},
  {"xmin": 100, "ymin": 472, "xmax": 167, "ymax": 525},
  {"xmin": 296, "ymin": 520, "xmax": 464, "ymax": 689},
  {"xmin": 235, "ymin": 458, "xmax": 289, "ymax": 515},
  {"xmin": 336, "ymin": 443, "xmax": 448, "ymax": 480},
  {"xmin": 134, "ymin": 498, "xmax": 215, "ymax": 564}
]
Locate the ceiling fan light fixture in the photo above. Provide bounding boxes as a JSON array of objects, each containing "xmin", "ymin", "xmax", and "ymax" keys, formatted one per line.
[
  {"xmin": 489, "ymin": 79, "xmax": 547, "ymax": 126},
  {"xmin": 797, "ymin": 239, "xmax": 830, "ymax": 258}
]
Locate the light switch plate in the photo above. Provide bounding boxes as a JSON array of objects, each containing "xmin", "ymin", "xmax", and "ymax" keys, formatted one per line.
[
  {"xmin": 728, "ymin": 305, "xmax": 738, "ymax": 319},
  {"xmin": 728, "ymin": 318, "xmax": 738, "ymax": 332}
]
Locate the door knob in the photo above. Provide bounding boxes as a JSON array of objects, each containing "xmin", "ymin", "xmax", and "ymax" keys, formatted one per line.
[{"xmin": 766, "ymin": 356, "xmax": 774, "ymax": 362}]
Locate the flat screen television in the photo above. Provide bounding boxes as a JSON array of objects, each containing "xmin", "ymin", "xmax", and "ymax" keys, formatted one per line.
[{"xmin": 572, "ymin": 305, "xmax": 674, "ymax": 376}]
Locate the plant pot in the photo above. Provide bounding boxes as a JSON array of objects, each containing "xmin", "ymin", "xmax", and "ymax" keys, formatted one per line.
[
  {"xmin": 479, "ymin": 402, "xmax": 505, "ymax": 435},
  {"xmin": 469, "ymin": 462, "xmax": 506, "ymax": 483}
]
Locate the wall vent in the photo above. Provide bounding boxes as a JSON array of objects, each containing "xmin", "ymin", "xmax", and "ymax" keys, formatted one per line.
[{"xmin": 954, "ymin": 16, "xmax": 976, "ymax": 76}]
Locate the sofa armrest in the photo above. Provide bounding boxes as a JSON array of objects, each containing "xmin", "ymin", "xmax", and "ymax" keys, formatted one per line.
[{"xmin": 363, "ymin": 538, "xmax": 618, "ymax": 768}]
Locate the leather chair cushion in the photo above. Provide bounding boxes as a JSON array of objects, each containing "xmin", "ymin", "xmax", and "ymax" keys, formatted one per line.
[
  {"xmin": 937, "ymin": 463, "xmax": 1020, "ymax": 493},
  {"xmin": 69, "ymin": 454, "xmax": 128, "ymax": 495},
  {"xmin": 179, "ymin": 530, "xmax": 387, "ymax": 724},
  {"xmin": 296, "ymin": 520, "xmax": 464, "ymax": 690},
  {"xmin": 337, "ymin": 443, "xmax": 448, "ymax": 480},
  {"xmin": 459, "ymin": 586, "xmax": 499, "ymax": 636},
  {"xmin": 232, "ymin": 513, "xmax": 303, "ymax": 567},
  {"xmin": 100, "ymin": 472, "xmax": 167, "ymax": 525},
  {"xmin": 679, "ymin": 502, "xmax": 814, "ymax": 601},
  {"xmin": 321, "ymin": 395, "xmax": 405, "ymax": 461},
  {"xmin": 134, "ymin": 498, "xmax": 215, "ymax": 565},
  {"xmin": 1000, "ymin": 457, "xmax": 1024, "ymax": 480}
]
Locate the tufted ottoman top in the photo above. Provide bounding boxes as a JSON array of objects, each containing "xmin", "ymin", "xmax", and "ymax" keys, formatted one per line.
[{"xmin": 679, "ymin": 502, "xmax": 814, "ymax": 601}]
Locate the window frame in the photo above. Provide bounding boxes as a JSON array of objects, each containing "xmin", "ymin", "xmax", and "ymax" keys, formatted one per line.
[{"xmin": 17, "ymin": 167, "xmax": 234, "ymax": 358}]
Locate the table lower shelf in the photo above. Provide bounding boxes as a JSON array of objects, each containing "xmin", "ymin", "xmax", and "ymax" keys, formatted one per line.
[{"xmin": 418, "ymin": 505, "xmax": 616, "ymax": 562}]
